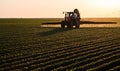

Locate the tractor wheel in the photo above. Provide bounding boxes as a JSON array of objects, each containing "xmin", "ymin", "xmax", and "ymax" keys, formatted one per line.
[
  {"xmin": 76, "ymin": 24, "xmax": 80, "ymax": 28},
  {"xmin": 61, "ymin": 21, "xmax": 65, "ymax": 28},
  {"xmin": 75, "ymin": 21, "xmax": 80, "ymax": 28}
]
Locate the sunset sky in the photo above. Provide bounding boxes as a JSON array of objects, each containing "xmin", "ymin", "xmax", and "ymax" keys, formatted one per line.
[{"xmin": 0, "ymin": 0, "xmax": 120, "ymax": 18}]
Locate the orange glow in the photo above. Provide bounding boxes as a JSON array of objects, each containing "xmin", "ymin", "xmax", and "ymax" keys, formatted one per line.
[
  {"xmin": 0, "ymin": 0, "xmax": 120, "ymax": 18},
  {"xmin": 93, "ymin": 0, "xmax": 119, "ymax": 9}
]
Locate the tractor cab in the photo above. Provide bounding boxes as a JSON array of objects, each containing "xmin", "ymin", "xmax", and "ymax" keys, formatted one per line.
[
  {"xmin": 64, "ymin": 12, "xmax": 75, "ymax": 22},
  {"xmin": 61, "ymin": 12, "xmax": 80, "ymax": 28}
]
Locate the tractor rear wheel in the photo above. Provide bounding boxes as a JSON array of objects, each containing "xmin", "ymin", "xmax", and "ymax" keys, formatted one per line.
[
  {"xmin": 75, "ymin": 21, "xmax": 80, "ymax": 28},
  {"xmin": 61, "ymin": 21, "xmax": 65, "ymax": 28},
  {"xmin": 76, "ymin": 24, "xmax": 80, "ymax": 28}
]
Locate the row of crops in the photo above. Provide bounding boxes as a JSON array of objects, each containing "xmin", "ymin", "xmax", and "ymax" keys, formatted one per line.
[
  {"xmin": 0, "ymin": 18, "xmax": 120, "ymax": 71},
  {"xmin": 1, "ymin": 29, "xmax": 120, "ymax": 71}
]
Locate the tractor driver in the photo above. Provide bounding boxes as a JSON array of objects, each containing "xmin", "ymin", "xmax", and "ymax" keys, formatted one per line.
[
  {"xmin": 73, "ymin": 9, "xmax": 80, "ymax": 20},
  {"xmin": 73, "ymin": 9, "xmax": 81, "ymax": 28}
]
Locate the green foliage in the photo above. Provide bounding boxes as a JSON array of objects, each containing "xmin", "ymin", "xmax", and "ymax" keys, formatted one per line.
[{"xmin": 0, "ymin": 18, "xmax": 120, "ymax": 71}]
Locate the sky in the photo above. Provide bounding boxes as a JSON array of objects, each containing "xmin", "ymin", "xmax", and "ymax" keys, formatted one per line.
[{"xmin": 0, "ymin": 0, "xmax": 120, "ymax": 18}]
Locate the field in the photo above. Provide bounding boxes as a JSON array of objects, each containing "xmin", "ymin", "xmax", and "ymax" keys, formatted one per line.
[{"xmin": 0, "ymin": 18, "xmax": 120, "ymax": 71}]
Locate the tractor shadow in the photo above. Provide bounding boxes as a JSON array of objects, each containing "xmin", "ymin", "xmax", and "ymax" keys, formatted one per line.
[{"xmin": 38, "ymin": 28, "xmax": 72, "ymax": 36}]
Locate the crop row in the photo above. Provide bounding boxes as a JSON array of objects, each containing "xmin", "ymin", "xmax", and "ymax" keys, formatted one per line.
[
  {"xmin": 52, "ymin": 48, "xmax": 120, "ymax": 71},
  {"xmin": 1, "ymin": 38, "xmax": 119, "ymax": 70},
  {"xmin": 1, "ymin": 38, "xmax": 117, "ymax": 66},
  {"xmin": 73, "ymin": 53, "xmax": 120, "ymax": 71},
  {"xmin": 35, "ymin": 46, "xmax": 120, "ymax": 71},
  {"xmin": 1, "ymin": 30, "xmax": 119, "ymax": 60},
  {"xmin": 1, "ymin": 33, "xmax": 120, "ymax": 71},
  {"xmin": 0, "ymin": 34, "xmax": 103, "ymax": 59},
  {"xmin": 108, "ymin": 66, "xmax": 120, "ymax": 71},
  {"xmin": 1, "ymin": 36, "xmax": 119, "ymax": 63}
]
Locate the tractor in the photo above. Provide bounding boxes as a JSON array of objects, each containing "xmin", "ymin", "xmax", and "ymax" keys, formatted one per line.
[
  {"xmin": 61, "ymin": 12, "xmax": 80, "ymax": 28},
  {"xmin": 42, "ymin": 9, "xmax": 116, "ymax": 28}
]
